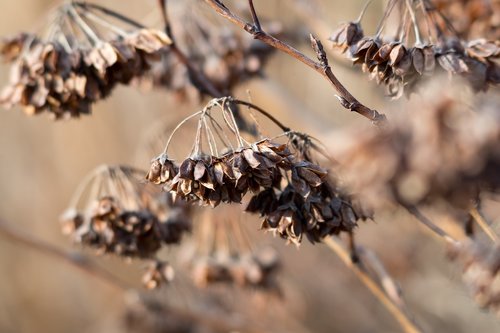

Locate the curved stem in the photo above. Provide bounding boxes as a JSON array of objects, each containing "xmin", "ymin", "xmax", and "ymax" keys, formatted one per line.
[
  {"xmin": 405, "ymin": 205, "xmax": 459, "ymax": 246},
  {"xmin": 231, "ymin": 99, "xmax": 291, "ymax": 132},
  {"xmin": 162, "ymin": 111, "xmax": 203, "ymax": 155},
  {"xmin": 72, "ymin": 1, "xmax": 145, "ymax": 29}
]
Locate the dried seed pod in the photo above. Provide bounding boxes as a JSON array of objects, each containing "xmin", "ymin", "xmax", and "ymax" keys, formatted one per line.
[
  {"xmin": 329, "ymin": 22, "xmax": 364, "ymax": 53},
  {"xmin": 146, "ymin": 154, "xmax": 178, "ymax": 185}
]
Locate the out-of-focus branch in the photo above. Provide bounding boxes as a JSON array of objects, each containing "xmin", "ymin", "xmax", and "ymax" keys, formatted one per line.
[
  {"xmin": 323, "ymin": 237, "xmax": 423, "ymax": 333},
  {"xmin": 0, "ymin": 218, "xmax": 263, "ymax": 333},
  {"xmin": 405, "ymin": 206, "xmax": 460, "ymax": 246},
  {"xmin": 202, "ymin": 0, "xmax": 386, "ymax": 125},
  {"xmin": 0, "ymin": 218, "xmax": 129, "ymax": 291},
  {"xmin": 469, "ymin": 208, "xmax": 499, "ymax": 243}
]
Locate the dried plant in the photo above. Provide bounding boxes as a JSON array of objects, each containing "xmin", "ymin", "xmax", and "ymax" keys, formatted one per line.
[
  {"xmin": 330, "ymin": 0, "xmax": 500, "ymax": 98},
  {"xmin": 334, "ymin": 80, "xmax": 500, "ymax": 210},
  {"xmin": 1, "ymin": 1, "xmax": 500, "ymax": 332},
  {"xmin": 61, "ymin": 165, "xmax": 191, "ymax": 259},
  {"xmin": 0, "ymin": 2, "xmax": 171, "ymax": 118}
]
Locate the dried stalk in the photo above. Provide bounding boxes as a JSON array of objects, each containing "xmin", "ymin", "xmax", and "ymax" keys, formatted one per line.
[
  {"xmin": 405, "ymin": 206, "xmax": 460, "ymax": 246},
  {"xmin": 469, "ymin": 208, "xmax": 499, "ymax": 243},
  {"xmin": 323, "ymin": 237, "xmax": 423, "ymax": 333},
  {"xmin": 203, "ymin": 0, "xmax": 386, "ymax": 124}
]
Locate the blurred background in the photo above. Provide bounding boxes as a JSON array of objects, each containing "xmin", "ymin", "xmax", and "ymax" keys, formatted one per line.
[{"xmin": 0, "ymin": 0, "xmax": 499, "ymax": 332}]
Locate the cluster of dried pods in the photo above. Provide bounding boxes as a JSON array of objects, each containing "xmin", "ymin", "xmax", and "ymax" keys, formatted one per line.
[
  {"xmin": 61, "ymin": 165, "xmax": 191, "ymax": 259},
  {"xmin": 434, "ymin": 0, "xmax": 500, "ymax": 40},
  {"xmin": 333, "ymin": 81, "xmax": 500, "ymax": 211},
  {"xmin": 330, "ymin": 0, "xmax": 499, "ymax": 98},
  {"xmin": 147, "ymin": 98, "xmax": 368, "ymax": 245},
  {"xmin": 0, "ymin": 3, "xmax": 171, "ymax": 118},
  {"xmin": 141, "ymin": 2, "xmax": 278, "ymax": 100},
  {"xmin": 180, "ymin": 215, "xmax": 280, "ymax": 291}
]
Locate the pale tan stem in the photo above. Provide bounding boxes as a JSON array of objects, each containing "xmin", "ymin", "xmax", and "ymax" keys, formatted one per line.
[
  {"xmin": 323, "ymin": 237, "xmax": 423, "ymax": 333},
  {"xmin": 470, "ymin": 208, "xmax": 499, "ymax": 243}
]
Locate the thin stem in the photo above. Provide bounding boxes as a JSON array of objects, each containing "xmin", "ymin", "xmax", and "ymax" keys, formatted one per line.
[
  {"xmin": 323, "ymin": 237, "xmax": 423, "ymax": 333},
  {"xmin": 163, "ymin": 111, "xmax": 203, "ymax": 154},
  {"xmin": 469, "ymin": 208, "xmax": 498, "ymax": 243},
  {"xmin": 405, "ymin": 206, "xmax": 459, "ymax": 245},
  {"xmin": 79, "ymin": 9, "xmax": 128, "ymax": 38},
  {"xmin": 0, "ymin": 218, "xmax": 128, "ymax": 291},
  {"xmin": 232, "ymin": 99, "xmax": 291, "ymax": 132},
  {"xmin": 356, "ymin": 0, "xmax": 375, "ymax": 24},
  {"xmin": 405, "ymin": 0, "xmax": 422, "ymax": 45},
  {"xmin": 247, "ymin": 0, "xmax": 261, "ymax": 31},
  {"xmin": 73, "ymin": 2, "xmax": 145, "ymax": 29},
  {"xmin": 66, "ymin": 5, "xmax": 101, "ymax": 46},
  {"xmin": 202, "ymin": 0, "xmax": 386, "ymax": 124},
  {"xmin": 375, "ymin": 0, "xmax": 398, "ymax": 38}
]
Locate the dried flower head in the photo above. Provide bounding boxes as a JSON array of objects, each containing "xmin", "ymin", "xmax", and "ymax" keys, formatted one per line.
[
  {"xmin": 434, "ymin": 0, "xmax": 500, "ymax": 40},
  {"xmin": 334, "ymin": 81, "xmax": 500, "ymax": 210},
  {"xmin": 330, "ymin": 0, "xmax": 500, "ymax": 98},
  {"xmin": 147, "ymin": 97, "xmax": 370, "ymax": 245},
  {"xmin": 182, "ymin": 214, "xmax": 281, "ymax": 291},
  {"xmin": 0, "ymin": 2, "xmax": 171, "ymax": 118},
  {"xmin": 61, "ymin": 165, "xmax": 191, "ymax": 259},
  {"xmin": 137, "ymin": 1, "xmax": 279, "ymax": 100}
]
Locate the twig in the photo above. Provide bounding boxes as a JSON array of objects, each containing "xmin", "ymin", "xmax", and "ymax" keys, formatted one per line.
[
  {"xmin": 323, "ymin": 237, "xmax": 423, "ymax": 333},
  {"xmin": 405, "ymin": 206, "xmax": 459, "ymax": 245},
  {"xmin": 0, "ymin": 218, "xmax": 129, "ymax": 291},
  {"xmin": 469, "ymin": 208, "xmax": 499, "ymax": 243},
  {"xmin": 202, "ymin": 0, "xmax": 386, "ymax": 125}
]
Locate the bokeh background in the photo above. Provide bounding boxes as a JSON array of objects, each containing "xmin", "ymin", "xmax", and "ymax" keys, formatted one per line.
[{"xmin": 0, "ymin": 0, "xmax": 499, "ymax": 332}]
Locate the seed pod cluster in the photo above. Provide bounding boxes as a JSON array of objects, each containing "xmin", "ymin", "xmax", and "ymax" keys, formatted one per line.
[
  {"xmin": 448, "ymin": 240, "xmax": 500, "ymax": 316},
  {"xmin": 63, "ymin": 197, "xmax": 167, "ymax": 258},
  {"xmin": 181, "ymin": 214, "xmax": 281, "ymax": 291},
  {"xmin": 62, "ymin": 165, "xmax": 191, "ymax": 259},
  {"xmin": 147, "ymin": 139, "xmax": 293, "ymax": 207},
  {"xmin": 330, "ymin": 2, "xmax": 500, "ymax": 98},
  {"xmin": 191, "ymin": 250, "xmax": 280, "ymax": 290},
  {"xmin": 434, "ymin": 0, "xmax": 500, "ymax": 40},
  {"xmin": 0, "ymin": 29, "xmax": 171, "ymax": 118},
  {"xmin": 147, "ymin": 97, "xmax": 369, "ymax": 245},
  {"xmin": 334, "ymin": 81, "xmax": 500, "ymax": 210},
  {"xmin": 138, "ymin": 2, "xmax": 278, "ymax": 99}
]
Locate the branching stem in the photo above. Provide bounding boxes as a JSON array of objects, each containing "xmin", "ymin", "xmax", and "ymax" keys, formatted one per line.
[{"xmin": 203, "ymin": 0, "xmax": 386, "ymax": 125}]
